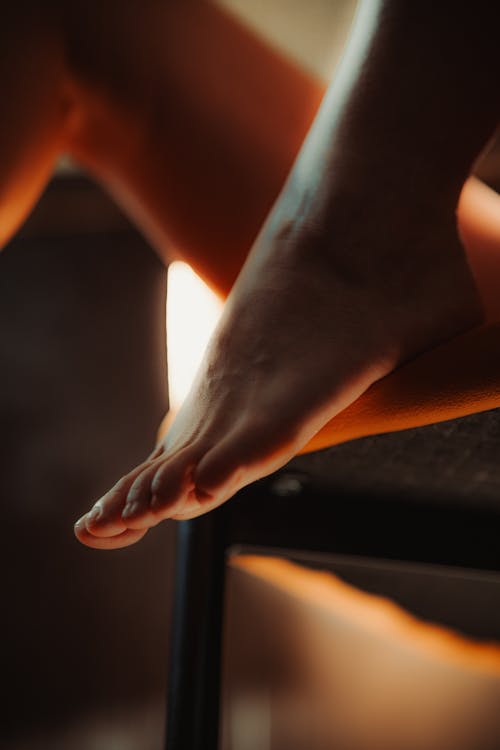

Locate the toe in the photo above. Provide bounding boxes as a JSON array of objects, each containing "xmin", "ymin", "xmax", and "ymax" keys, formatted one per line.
[
  {"xmin": 170, "ymin": 491, "xmax": 222, "ymax": 521},
  {"xmin": 74, "ymin": 517, "xmax": 149, "ymax": 549},
  {"xmin": 194, "ymin": 417, "xmax": 295, "ymax": 499},
  {"xmin": 82, "ymin": 455, "xmax": 163, "ymax": 538},
  {"xmin": 121, "ymin": 460, "xmax": 167, "ymax": 529},
  {"xmin": 149, "ymin": 447, "xmax": 200, "ymax": 518},
  {"xmin": 193, "ymin": 431, "xmax": 252, "ymax": 498}
]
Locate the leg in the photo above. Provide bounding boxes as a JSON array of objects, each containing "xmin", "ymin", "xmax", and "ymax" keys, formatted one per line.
[
  {"xmin": 459, "ymin": 177, "xmax": 500, "ymax": 324},
  {"xmin": 0, "ymin": 9, "xmax": 72, "ymax": 248},
  {"xmin": 63, "ymin": 1, "xmax": 325, "ymax": 296},
  {"xmin": 72, "ymin": 2, "xmax": 500, "ymax": 548}
]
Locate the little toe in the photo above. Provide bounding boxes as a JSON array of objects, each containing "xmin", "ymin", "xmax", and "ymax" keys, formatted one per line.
[
  {"xmin": 193, "ymin": 432, "xmax": 253, "ymax": 499},
  {"xmin": 194, "ymin": 419, "xmax": 293, "ymax": 500},
  {"xmin": 170, "ymin": 490, "xmax": 222, "ymax": 521}
]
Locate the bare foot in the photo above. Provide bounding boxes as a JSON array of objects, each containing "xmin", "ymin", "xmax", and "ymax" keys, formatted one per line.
[
  {"xmin": 75, "ymin": 186, "xmax": 481, "ymax": 549},
  {"xmin": 71, "ymin": 0, "xmax": 499, "ymax": 550}
]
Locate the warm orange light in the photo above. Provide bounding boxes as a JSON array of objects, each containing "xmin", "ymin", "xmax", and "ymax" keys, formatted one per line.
[
  {"xmin": 227, "ymin": 555, "xmax": 500, "ymax": 750},
  {"xmin": 166, "ymin": 261, "xmax": 223, "ymax": 411}
]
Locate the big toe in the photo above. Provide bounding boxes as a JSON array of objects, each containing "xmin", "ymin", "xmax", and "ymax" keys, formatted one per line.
[
  {"xmin": 79, "ymin": 453, "xmax": 164, "ymax": 538},
  {"xmin": 74, "ymin": 518, "xmax": 149, "ymax": 550}
]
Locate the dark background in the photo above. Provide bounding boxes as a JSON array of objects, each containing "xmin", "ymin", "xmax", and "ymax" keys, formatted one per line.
[{"xmin": 0, "ymin": 177, "xmax": 175, "ymax": 748}]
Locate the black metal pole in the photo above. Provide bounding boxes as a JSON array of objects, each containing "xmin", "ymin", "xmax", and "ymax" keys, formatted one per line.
[{"xmin": 166, "ymin": 511, "xmax": 226, "ymax": 750}]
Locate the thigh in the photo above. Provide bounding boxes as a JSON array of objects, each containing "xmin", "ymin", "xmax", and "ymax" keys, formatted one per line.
[
  {"xmin": 0, "ymin": 10, "xmax": 70, "ymax": 248},
  {"xmin": 65, "ymin": 2, "xmax": 326, "ymax": 295}
]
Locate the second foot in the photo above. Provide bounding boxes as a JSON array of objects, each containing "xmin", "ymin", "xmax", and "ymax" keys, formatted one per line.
[{"xmin": 75, "ymin": 200, "xmax": 482, "ymax": 550}]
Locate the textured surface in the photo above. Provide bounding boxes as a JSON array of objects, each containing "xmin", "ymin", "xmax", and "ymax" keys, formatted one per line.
[{"xmin": 289, "ymin": 408, "xmax": 500, "ymax": 513}]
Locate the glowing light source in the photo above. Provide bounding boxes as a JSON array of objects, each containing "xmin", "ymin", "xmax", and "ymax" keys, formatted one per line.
[{"xmin": 166, "ymin": 261, "xmax": 223, "ymax": 411}]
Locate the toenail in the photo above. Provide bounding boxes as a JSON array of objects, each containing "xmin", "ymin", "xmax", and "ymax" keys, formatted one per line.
[
  {"xmin": 87, "ymin": 506, "xmax": 102, "ymax": 524},
  {"xmin": 122, "ymin": 501, "xmax": 140, "ymax": 519}
]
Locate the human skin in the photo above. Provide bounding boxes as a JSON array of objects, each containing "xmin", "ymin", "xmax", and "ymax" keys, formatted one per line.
[
  {"xmin": 0, "ymin": 2, "xmax": 498, "ymax": 550},
  {"xmin": 74, "ymin": 0, "xmax": 500, "ymax": 548}
]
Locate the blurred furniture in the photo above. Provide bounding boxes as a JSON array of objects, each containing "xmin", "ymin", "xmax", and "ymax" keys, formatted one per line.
[{"xmin": 166, "ymin": 412, "xmax": 500, "ymax": 749}]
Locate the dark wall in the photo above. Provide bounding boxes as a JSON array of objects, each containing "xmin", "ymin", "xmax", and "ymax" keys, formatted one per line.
[{"xmin": 0, "ymin": 182, "xmax": 174, "ymax": 744}]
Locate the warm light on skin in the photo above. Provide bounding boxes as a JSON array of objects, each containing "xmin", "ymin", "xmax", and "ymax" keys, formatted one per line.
[{"xmin": 166, "ymin": 261, "xmax": 224, "ymax": 411}]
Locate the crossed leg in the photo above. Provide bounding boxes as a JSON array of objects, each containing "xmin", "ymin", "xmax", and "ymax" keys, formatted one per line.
[
  {"xmin": 0, "ymin": 6, "xmax": 500, "ymax": 548},
  {"xmin": 64, "ymin": 2, "xmax": 500, "ymax": 549}
]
